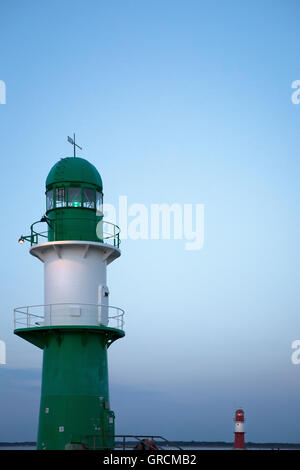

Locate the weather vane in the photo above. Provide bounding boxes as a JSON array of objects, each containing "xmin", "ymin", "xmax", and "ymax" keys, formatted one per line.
[{"xmin": 67, "ymin": 133, "xmax": 82, "ymax": 157}]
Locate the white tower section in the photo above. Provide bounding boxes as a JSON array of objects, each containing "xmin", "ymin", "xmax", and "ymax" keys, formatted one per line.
[
  {"xmin": 235, "ymin": 421, "xmax": 244, "ymax": 433},
  {"xmin": 30, "ymin": 240, "xmax": 120, "ymax": 326}
]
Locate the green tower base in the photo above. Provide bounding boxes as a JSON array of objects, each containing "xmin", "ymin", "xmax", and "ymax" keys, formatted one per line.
[{"xmin": 14, "ymin": 325, "xmax": 124, "ymax": 450}]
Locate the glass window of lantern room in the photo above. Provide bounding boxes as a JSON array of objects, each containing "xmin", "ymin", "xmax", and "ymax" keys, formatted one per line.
[
  {"xmin": 68, "ymin": 187, "xmax": 82, "ymax": 207},
  {"xmin": 83, "ymin": 188, "xmax": 95, "ymax": 208},
  {"xmin": 96, "ymin": 191, "xmax": 103, "ymax": 214},
  {"xmin": 46, "ymin": 190, "xmax": 54, "ymax": 210},
  {"xmin": 55, "ymin": 187, "xmax": 66, "ymax": 208}
]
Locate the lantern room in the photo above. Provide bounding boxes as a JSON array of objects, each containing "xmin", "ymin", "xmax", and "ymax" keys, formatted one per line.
[{"xmin": 45, "ymin": 157, "xmax": 104, "ymax": 242}]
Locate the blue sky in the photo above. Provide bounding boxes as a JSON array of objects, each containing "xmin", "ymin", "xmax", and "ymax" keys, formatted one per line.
[{"xmin": 0, "ymin": 0, "xmax": 300, "ymax": 442}]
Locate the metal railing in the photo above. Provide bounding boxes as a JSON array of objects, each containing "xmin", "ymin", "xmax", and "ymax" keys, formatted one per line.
[
  {"xmin": 19, "ymin": 219, "xmax": 120, "ymax": 248},
  {"xmin": 96, "ymin": 220, "xmax": 120, "ymax": 248},
  {"xmin": 81, "ymin": 435, "xmax": 183, "ymax": 450},
  {"xmin": 114, "ymin": 435, "xmax": 183, "ymax": 451},
  {"xmin": 30, "ymin": 221, "xmax": 48, "ymax": 245},
  {"xmin": 14, "ymin": 303, "xmax": 125, "ymax": 330}
]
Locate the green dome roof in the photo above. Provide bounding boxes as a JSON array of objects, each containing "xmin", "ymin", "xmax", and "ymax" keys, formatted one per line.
[{"xmin": 46, "ymin": 157, "xmax": 103, "ymax": 189}]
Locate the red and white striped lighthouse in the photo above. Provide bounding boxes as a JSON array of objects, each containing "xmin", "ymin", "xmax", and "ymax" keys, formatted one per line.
[{"xmin": 233, "ymin": 409, "xmax": 245, "ymax": 449}]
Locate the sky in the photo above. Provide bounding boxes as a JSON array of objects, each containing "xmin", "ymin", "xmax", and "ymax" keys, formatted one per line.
[{"xmin": 0, "ymin": 0, "xmax": 300, "ymax": 443}]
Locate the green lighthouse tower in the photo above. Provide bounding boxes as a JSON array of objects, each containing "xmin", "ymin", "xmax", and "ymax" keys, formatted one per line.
[{"xmin": 14, "ymin": 154, "xmax": 124, "ymax": 450}]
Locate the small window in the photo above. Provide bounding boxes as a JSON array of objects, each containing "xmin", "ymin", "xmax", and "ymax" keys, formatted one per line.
[
  {"xmin": 83, "ymin": 188, "xmax": 95, "ymax": 209},
  {"xmin": 68, "ymin": 187, "xmax": 81, "ymax": 207},
  {"xmin": 96, "ymin": 191, "xmax": 103, "ymax": 214},
  {"xmin": 55, "ymin": 187, "xmax": 66, "ymax": 208},
  {"xmin": 46, "ymin": 190, "xmax": 54, "ymax": 210}
]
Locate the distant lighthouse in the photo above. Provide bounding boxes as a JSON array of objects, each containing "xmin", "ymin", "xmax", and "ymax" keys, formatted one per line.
[
  {"xmin": 14, "ymin": 148, "xmax": 124, "ymax": 450},
  {"xmin": 233, "ymin": 409, "xmax": 245, "ymax": 449}
]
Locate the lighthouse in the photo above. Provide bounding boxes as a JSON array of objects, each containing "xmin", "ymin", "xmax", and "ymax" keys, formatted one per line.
[
  {"xmin": 233, "ymin": 409, "xmax": 245, "ymax": 450},
  {"xmin": 14, "ymin": 151, "xmax": 124, "ymax": 450}
]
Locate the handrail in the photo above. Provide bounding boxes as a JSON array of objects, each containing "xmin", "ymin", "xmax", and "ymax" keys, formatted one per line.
[
  {"xmin": 31, "ymin": 221, "xmax": 48, "ymax": 245},
  {"xmin": 19, "ymin": 219, "xmax": 120, "ymax": 248},
  {"xmin": 114, "ymin": 435, "xmax": 183, "ymax": 450},
  {"xmin": 14, "ymin": 303, "xmax": 125, "ymax": 331},
  {"xmin": 79, "ymin": 434, "xmax": 183, "ymax": 450}
]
